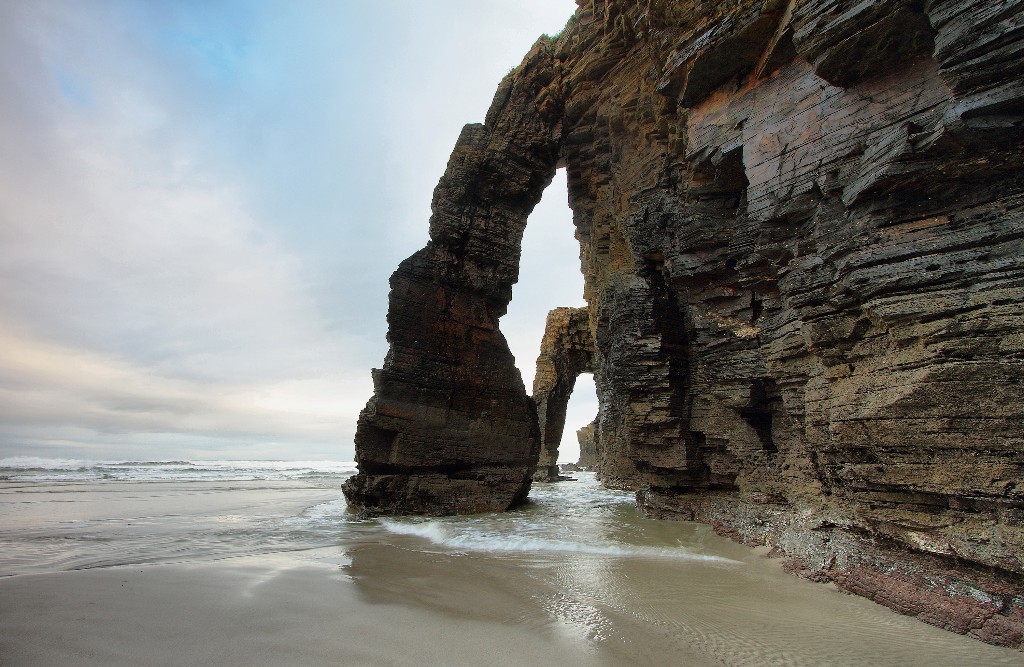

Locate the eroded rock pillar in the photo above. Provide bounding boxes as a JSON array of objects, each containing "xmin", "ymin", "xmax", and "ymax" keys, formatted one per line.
[{"xmin": 342, "ymin": 41, "xmax": 564, "ymax": 516}]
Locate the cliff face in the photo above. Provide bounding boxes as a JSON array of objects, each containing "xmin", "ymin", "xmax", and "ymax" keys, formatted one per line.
[{"xmin": 345, "ymin": 0, "xmax": 1024, "ymax": 647}]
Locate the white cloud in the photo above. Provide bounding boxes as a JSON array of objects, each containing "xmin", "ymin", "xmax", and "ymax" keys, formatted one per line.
[
  {"xmin": 0, "ymin": 2, "xmax": 374, "ymax": 459},
  {"xmin": 0, "ymin": 327, "xmax": 367, "ymax": 455},
  {"xmin": 0, "ymin": 0, "xmax": 582, "ymax": 461}
]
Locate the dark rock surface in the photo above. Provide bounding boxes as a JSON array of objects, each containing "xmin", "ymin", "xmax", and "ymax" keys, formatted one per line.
[{"xmin": 348, "ymin": 0, "xmax": 1024, "ymax": 647}]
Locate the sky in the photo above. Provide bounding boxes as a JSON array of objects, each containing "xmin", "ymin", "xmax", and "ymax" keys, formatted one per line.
[{"xmin": 0, "ymin": 0, "xmax": 597, "ymax": 463}]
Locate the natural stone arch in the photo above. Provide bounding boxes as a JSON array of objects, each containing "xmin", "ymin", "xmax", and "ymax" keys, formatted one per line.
[
  {"xmin": 341, "ymin": 40, "xmax": 565, "ymax": 516},
  {"xmin": 531, "ymin": 307, "xmax": 595, "ymax": 482}
]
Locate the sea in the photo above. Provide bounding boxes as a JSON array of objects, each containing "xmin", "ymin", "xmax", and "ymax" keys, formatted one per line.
[
  {"xmin": 1, "ymin": 458, "xmax": 1021, "ymax": 665},
  {"xmin": 0, "ymin": 456, "xmax": 358, "ymax": 484},
  {"xmin": 0, "ymin": 457, "xmax": 724, "ymax": 573}
]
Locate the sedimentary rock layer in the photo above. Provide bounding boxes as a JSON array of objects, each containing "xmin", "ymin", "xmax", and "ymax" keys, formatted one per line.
[
  {"xmin": 558, "ymin": 0, "xmax": 1023, "ymax": 648},
  {"xmin": 349, "ymin": 0, "xmax": 1024, "ymax": 647}
]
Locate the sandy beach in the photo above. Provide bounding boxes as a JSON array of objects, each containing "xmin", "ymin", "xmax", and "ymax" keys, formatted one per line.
[
  {"xmin": 2, "ymin": 476, "xmax": 1022, "ymax": 666},
  {"xmin": 0, "ymin": 555, "xmax": 615, "ymax": 667}
]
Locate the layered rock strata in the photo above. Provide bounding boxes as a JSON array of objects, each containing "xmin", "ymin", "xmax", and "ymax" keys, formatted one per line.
[
  {"xmin": 531, "ymin": 307, "xmax": 595, "ymax": 481},
  {"xmin": 348, "ymin": 0, "xmax": 1024, "ymax": 647}
]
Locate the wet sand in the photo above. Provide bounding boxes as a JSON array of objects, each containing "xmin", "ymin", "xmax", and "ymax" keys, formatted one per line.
[
  {"xmin": 1, "ymin": 480, "xmax": 1021, "ymax": 666},
  {"xmin": 0, "ymin": 555, "xmax": 612, "ymax": 667}
]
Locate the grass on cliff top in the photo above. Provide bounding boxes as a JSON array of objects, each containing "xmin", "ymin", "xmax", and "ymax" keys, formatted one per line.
[
  {"xmin": 505, "ymin": 12, "xmax": 579, "ymax": 77},
  {"xmin": 544, "ymin": 11, "xmax": 578, "ymax": 41}
]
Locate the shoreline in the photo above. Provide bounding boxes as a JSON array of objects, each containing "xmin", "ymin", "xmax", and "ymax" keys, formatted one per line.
[{"xmin": 2, "ymin": 479, "xmax": 1022, "ymax": 665}]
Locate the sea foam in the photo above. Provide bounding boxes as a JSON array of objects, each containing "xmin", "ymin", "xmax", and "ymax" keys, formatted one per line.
[{"xmin": 378, "ymin": 518, "xmax": 739, "ymax": 563}]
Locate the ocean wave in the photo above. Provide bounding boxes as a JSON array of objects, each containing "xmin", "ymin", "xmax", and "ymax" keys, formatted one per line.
[
  {"xmin": 0, "ymin": 458, "xmax": 357, "ymax": 483},
  {"xmin": 0, "ymin": 456, "xmax": 94, "ymax": 470},
  {"xmin": 378, "ymin": 519, "xmax": 739, "ymax": 563},
  {"xmin": 108, "ymin": 461, "xmax": 194, "ymax": 467}
]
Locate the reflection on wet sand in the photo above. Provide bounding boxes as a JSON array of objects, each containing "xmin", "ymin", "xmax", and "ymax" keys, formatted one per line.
[{"xmin": 1, "ymin": 474, "xmax": 1022, "ymax": 666}]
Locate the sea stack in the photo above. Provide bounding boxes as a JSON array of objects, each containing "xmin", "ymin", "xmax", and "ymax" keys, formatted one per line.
[{"xmin": 345, "ymin": 0, "xmax": 1023, "ymax": 648}]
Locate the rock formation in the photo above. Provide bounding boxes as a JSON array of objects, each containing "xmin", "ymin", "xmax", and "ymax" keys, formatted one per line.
[
  {"xmin": 341, "ymin": 42, "xmax": 565, "ymax": 515},
  {"xmin": 347, "ymin": 0, "xmax": 1024, "ymax": 648},
  {"xmin": 576, "ymin": 421, "xmax": 599, "ymax": 469},
  {"xmin": 531, "ymin": 307, "xmax": 594, "ymax": 481}
]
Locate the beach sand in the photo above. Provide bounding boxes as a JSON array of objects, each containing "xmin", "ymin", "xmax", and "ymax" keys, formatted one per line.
[
  {"xmin": 2, "ymin": 480, "xmax": 1021, "ymax": 666},
  {"xmin": 0, "ymin": 555, "xmax": 626, "ymax": 667}
]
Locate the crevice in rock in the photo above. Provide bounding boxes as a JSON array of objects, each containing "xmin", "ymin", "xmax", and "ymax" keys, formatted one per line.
[
  {"xmin": 792, "ymin": 2, "xmax": 937, "ymax": 88},
  {"xmin": 739, "ymin": 378, "xmax": 781, "ymax": 454},
  {"xmin": 688, "ymin": 146, "xmax": 748, "ymax": 209}
]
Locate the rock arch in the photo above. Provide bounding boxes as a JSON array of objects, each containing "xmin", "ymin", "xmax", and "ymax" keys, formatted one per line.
[
  {"xmin": 531, "ymin": 307, "xmax": 595, "ymax": 482},
  {"xmin": 341, "ymin": 40, "xmax": 566, "ymax": 516}
]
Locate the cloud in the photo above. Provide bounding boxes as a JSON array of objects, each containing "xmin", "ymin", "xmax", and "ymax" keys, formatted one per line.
[
  {"xmin": 0, "ymin": 329, "xmax": 366, "ymax": 439},
  {"xmin": 0, "ymin": 0, "xmax": 581, "ymax": 461},
  {"xmin": 0, "ymin": 0, "xmax": 376, "ymax": 459}
]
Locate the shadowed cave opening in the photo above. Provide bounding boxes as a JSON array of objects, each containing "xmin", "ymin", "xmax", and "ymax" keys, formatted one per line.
[{"xmin": 739, "ymin": 378, "xmax": 780, "ymax": 453}]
